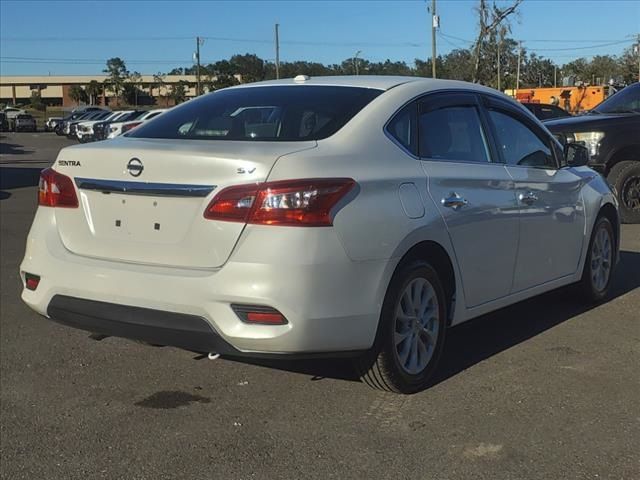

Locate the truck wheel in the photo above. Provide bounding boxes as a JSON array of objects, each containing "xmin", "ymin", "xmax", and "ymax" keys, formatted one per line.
[
  {"xmin": 355, "ymin": 260, "xmax": 447, "ymax": 394},
  {"xmin": 607, "ymin": 161, "xmax": 640, "ymax": 224}
]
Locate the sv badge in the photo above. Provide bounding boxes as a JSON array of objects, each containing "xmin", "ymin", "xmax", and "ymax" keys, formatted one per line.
[{"xmin": 237, "ymin": 167, "xmax": 257, "ymax": 174}]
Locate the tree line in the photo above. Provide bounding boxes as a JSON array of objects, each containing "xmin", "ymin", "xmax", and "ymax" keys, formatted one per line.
[
  {"xmin": 65, "ymin": 0, "xmax": 638, "ymax": 107},
  {"xmin": 164, "ymin": 45, "xmax": 637, "ymax": 93},
  {"xmin": 75, "ymin": 43, "xmax": 636, "ymax": 109}
]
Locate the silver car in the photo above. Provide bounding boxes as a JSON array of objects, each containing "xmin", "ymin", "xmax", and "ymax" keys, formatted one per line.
[{"xmin": 20, "ymin": 76, "xmax": 619, "ymax": 393}]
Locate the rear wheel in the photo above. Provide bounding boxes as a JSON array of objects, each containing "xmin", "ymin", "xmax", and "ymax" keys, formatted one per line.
[
  {"xmin": 578, "ymin": 216, "xmax": 615, "ymax": 302},
  {"xmin": 607, "ymin": 161, "xmax": 640, "ymax": 224},
  {"xmin": 356, "ymin": 260, "xmax": 447, "ymax": 394}
]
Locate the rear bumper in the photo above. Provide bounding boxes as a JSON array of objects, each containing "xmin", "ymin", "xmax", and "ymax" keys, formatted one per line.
[
  {"xmin": 48, "ymin": 294, "xmax": 238, "ymax": 354},
  {"xmin": 21, "ymin": 208, "xmax": 393, "ymax": 355},
  {"xmin": 47, "ymin": 295, "xmax": 363, "ymax": 358}
]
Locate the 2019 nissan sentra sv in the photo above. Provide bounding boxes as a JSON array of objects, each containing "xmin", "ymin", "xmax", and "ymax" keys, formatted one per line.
[{"xmin": 20, "ymin": 76, "xmax": 619, "ymax": 393}]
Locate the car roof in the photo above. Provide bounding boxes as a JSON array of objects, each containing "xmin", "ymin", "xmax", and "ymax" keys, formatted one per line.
[
  {"xmin": 237, "ymin": 75, "xmax": 420, "ymax": 90},
  {"xmin": 226, "ymin": 75, "xmax": 505, "ymax": 96}
]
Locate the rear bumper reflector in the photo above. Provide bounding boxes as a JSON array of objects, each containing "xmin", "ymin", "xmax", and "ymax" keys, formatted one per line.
[
  {"xmin": 231, "ymin": 304, "xmax": 288, "ymax": 325},
  {"xmin": 25, "ymin": 273, "xmax": 40, "ymax": 291}
]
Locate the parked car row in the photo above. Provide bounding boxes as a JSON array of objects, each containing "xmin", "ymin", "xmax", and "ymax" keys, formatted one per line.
[
  {"xmin": 1, "ymin": 107, "xmax": 37, "ymax": 132},
  {"xmin": 53, "ymin": 108, "xmax": 167, "ymax": 142}
]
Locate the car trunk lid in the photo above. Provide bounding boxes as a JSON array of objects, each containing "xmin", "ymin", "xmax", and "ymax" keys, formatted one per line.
[{"xmin": 52, "ymin": 137, "xmax": 317, "ymax": 268}]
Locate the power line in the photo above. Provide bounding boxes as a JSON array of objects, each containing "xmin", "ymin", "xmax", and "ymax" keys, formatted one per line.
[
  {"xmin": 438, "ymin": 32, "xmax": 635, "ymax": 44},
  {"xmin": 532, "ymin": 39, "xmax": 633, "ymax": 51},
  {"xmin": 0, "ymin": 35, "xmax": 425, "ymax": 48}
]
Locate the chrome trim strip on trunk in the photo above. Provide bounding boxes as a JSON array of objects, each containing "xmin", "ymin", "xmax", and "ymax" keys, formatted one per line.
[{"xmin": 74, "ymin": 178, "xmax": 216, "ymax": 197}]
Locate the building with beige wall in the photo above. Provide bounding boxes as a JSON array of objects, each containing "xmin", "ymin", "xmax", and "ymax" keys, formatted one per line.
[{"xmin": 0, "ymin": 74, "xmax": 203, "ymax": 107}]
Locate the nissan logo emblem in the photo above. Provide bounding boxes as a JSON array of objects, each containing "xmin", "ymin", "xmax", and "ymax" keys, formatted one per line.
[{"xmin": 127, "ymin": 158, "xmax": 143, "ymax": 177}]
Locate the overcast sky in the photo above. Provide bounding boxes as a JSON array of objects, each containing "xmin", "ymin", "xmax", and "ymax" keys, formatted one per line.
[{"xmin": 1, "ymin": 0, "xmax": 638, "ymax": 75}]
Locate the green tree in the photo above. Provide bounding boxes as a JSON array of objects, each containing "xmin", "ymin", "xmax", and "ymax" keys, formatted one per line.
[
  {"xmin": 230, "ymin": 54, "xmax": 265, "ymax": 83},
  {"xmin": 586, "ymin": 55, "xmax": 622, "ymax": 85},
  {"xmin": 618, "ymin": 46, "xmax": 639, "ymax": 84},
  {"xmin": 521, "ymin": 53, "xmax": 556, "ymax": 88},
  {"xmin": 86, "ymin": 80, "xmax": 102, "ymax": 105},
  {"xmin": 123, "ymin": 71, "xmax": 143, "ymax": 106},
  {"xmin": 151, "ymin": 73, "xmax": 168, "ymax": 106},
  {"xmin": 560, "ymin": 58, "xmax": 590, "ymax": 84},
  {"xmin": 471, "ymin": 0, "xmax": 522, "ymax": 83},
  {"xmin": 103, "ymin": 57, "xmax": 129, "ymax": 106},
  {"xmin": 68, "ymin": 85, "xmax": 88, "ymax": 105},
  {"xmin": 168, "ymin": 80, "xmax": 190, "ymax": 105},
  {"xmin": 30, "ymin": 90, "xmax": 45, "ymax": 111}
]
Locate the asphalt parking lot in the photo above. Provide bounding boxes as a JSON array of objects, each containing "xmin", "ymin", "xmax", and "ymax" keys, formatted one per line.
[{"xmin": 1, "ymin": 131, "xmax": 639, "ymax": 480}]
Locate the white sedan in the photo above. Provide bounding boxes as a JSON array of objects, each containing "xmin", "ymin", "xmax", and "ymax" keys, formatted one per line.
[
  {"xmin": 20, "ymin": 76, "xmax": 619, "ymax": 393},
  {"xmin": 106, "ymin": 108, "xmax": 167, "ymax": 138}
]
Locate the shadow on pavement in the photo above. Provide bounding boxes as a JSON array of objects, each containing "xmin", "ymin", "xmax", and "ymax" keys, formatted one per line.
[
  {"xmin": 0, "ymin": 166, "xmax": 43, "ymax": 192},
  {"xmin": 227, "ymin": 250, "xmax": 640, "ymax": 386},
  {"xmin": 0, "ymin": 141, "xmax": 34, "ymax": 156}
]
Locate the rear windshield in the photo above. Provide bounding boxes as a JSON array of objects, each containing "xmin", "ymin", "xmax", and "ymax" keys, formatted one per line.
[
  {"xmin": 17, "ymin": 114, "xmax": 33, "ymax": 119},
  {"xmin": 127, "ymin": 86, "xmax": 383, "ymax": 141}
]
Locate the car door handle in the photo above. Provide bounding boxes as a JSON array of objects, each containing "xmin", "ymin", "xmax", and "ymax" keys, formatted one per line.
[
  {"xmin": 442, "ymin": 193, "xmax": 468, "ymax": 210},
  {"xmin": 519, "ymin": 191, "xmax": 539, "ymax": 205}
]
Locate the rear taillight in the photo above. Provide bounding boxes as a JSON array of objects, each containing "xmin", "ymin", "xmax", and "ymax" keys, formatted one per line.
[
  {"xmin": 204, "ymin": 178, "xmax": 355, "ymax": 226},
  {"xmin": 122, "ymin": 122, "xmax": 142, "ymax": 134},
  {"xmin": 38, "ymin": 168, "xmax": 79, "ymax": 208}
]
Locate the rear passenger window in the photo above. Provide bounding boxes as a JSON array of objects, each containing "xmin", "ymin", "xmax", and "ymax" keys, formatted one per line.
[
  {"xmin": 418, "ymin": 106, "xmax": 490, "ymax": 163},
  {"xmin": 489, "ymin": 110, "xmax": 556, "ymax": 168},
  {"xmin": 387, "ymin": 105, "xmax": 415, "ymax": 154}
]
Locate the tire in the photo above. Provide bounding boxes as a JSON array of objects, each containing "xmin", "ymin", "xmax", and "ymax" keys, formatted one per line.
[
  {"xmin": 577, "ymin": 216, "xmax": 616, "ymax": 303},
  {"xmin": 607, "ymin": 161, "xmax": 640, "ymax": 224},
  {"xmin": 355, "ymin": 260, "xmax": 448, "ymax": 394}
]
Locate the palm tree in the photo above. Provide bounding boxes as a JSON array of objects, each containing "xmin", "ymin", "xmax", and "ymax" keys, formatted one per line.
[
  {"xmin": 85, "ymin": 80, "xmax": 102, "ymax": 105},
  {"xmin": 68, "ymin": 85, "xmax": 87, "ymax": 106}
]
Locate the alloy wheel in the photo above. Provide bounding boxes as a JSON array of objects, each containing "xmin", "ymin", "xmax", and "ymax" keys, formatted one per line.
[
  {"xmin": 394, "ymin": 278, "xmax": 440, "ymax": 375},
  {"xmin": 590, "ymin": 225, "xmax": 612, "ymax": 292}
]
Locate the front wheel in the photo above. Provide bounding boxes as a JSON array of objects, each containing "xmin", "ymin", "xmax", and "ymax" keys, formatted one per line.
[
  {"xmin": 578, "ymin": 216, "xmax": 616, "ymax": 302},
  {"xmin": 356, "ymin": 260, "xmax": 447, "ymax": 394}
]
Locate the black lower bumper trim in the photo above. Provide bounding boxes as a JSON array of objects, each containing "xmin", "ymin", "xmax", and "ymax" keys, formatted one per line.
[
  {"xmin": 46, "ymin": 295, "xmax": 365, "ymax": 360},
  {"xmin": 47, "ymin": 295, "xmax": 241, "ymax": 355}
]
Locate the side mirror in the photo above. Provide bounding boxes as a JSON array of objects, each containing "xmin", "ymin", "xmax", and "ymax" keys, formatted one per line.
[{"xmin": 564, "ymin": 142, "xmax": 590, "ymax": 167}]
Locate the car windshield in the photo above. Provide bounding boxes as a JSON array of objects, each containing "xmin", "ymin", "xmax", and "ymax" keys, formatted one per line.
[
  {"xmin": 17, "ymin": 114, "xmax": 32, "ymax": 119},
  {"xmin": 593, "ymin": 83, "xmax": 640, "ymax": 114},
  {"xmin": 127, "ymin": 86, "xmax": 383, "ymax": 141}
]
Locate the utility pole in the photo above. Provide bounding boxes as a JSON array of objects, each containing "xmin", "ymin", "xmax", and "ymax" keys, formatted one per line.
[
  {"xmin": 195, "ymin": 36, "xmax": 202, "ymax": 96},
  {"xmin": 554, "ymin": 65, "xmax": 557, "ymax": 88},
  {"xmin": 275, "ymin": 23, "xmax": 280, "ymax": 79},
  {"xmin": 516, "ymin": 40, "xmax": 522, "ymax": 90},
  {"xmin": 431, "ymin": 0, "xmax": 437, "ymax": 78}
]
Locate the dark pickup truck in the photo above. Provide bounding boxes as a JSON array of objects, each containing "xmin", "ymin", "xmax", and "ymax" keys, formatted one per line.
[{"xmin": 546, "ymin": 83, "xmax": 640, "ymax": 223}]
